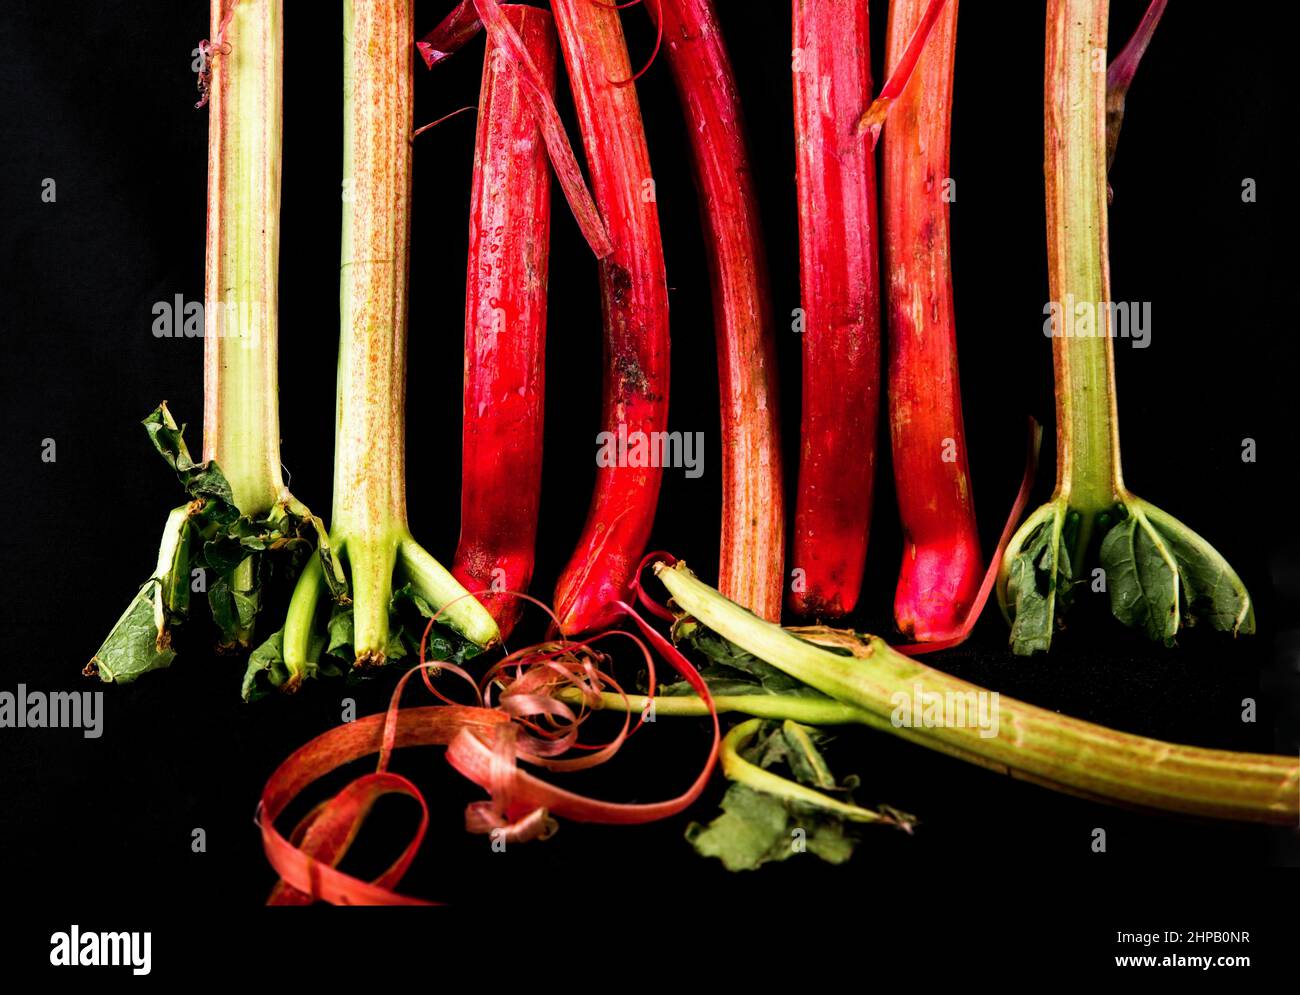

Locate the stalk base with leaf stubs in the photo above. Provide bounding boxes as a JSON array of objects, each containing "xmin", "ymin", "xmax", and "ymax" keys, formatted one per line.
[
  {"xmin": 246, "ymin": 0, "xmax": 498, "ymax": 698},
  {"xmin": 89, "ymin": 0, "xmax": 331, "ymax": 682},
  {"xmin": 996, "ymin": 0, "xmax": 1252, "ymax": 655}
]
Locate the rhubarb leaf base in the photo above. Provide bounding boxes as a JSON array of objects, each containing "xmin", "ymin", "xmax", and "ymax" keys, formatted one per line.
[{"xmin": 998, "ymin": 491, "xmax": 1253, "ymax": 655}]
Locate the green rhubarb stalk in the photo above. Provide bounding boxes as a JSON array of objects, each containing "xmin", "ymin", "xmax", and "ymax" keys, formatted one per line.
[
  {"xmin": 203, "ymin": 0, "xmax": 286, "ymax": 520},
  {"xmin": 996, "ymin": 0, "xmax": 1252, "ymax": 655},
  {"xmin": 90, "ymin": 1, "xmax": 335, "ymax": 681},
  {"xmin": 655, "ymin": 561, "xmax": 1298, "ymax": 824},
  {"xmin": 272, "ymin": 0, "xmax": 498, "ymax": 685},
  {"xmin": 200, "ymin": 0, "xmax": 337, "ymax": 653}
]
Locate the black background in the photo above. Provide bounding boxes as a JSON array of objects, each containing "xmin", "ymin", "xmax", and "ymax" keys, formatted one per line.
[{"xmin": 0, "ymin": 0, "xmax": 1296, "ymax": 949}]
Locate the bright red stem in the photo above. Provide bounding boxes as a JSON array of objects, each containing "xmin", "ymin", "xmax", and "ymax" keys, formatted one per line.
[
  {"xmin": 894, "ymin": 420, "xmax": 1039, "ymax": 656},
  {"xmin": 451, "ymin": 5, "xmax": 555, "ymax": 641},
  {"xmin": 551, "ymin": 0, "xmax": 671, "ymax": 634},
  {"xmin": 416, "ymin": 0, "xmax": 482, "ymax": 69},
  {"xmin": 789, "ymin": 0, "xmax": 881, "ymax": 620},
  {"xmin": 882, "ymin": 0, "xmax": 979, "ymax": 641},
  {"xmin": 651, "ymin": 0, "xmax": 785, "ymax": 621}
]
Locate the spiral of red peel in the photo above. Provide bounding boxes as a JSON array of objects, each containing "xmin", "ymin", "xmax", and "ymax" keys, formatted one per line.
[{"xmin": 259, "ymin": 578, "xmax": 718, "ymax": 904}]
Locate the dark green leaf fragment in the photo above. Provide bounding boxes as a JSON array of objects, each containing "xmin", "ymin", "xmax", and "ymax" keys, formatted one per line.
[
  {"xmin": 1100, "ymin": 507, "xmax": 1179, "ymax": 645},
  {"xmin": 143, "ymin": 404, "xmax": 234, "ymax": 505},
  {"xmin": 1131, "ymin": 499, "xmax": 1255, "ymax": 638},
  {"xmin": 686, "ymin": 721, "xmax": 867, "ymax": 871},
  {"xmin": 1006, "ymin": 515, "xmax": 1060, "ymax": 656},
  {"xmin": 86, "ymin": 581, "xmax": 179, "ymax": 684},
  {"xmin": 661, "ymin": 620, "xmax": 831, "ymax": 698}
]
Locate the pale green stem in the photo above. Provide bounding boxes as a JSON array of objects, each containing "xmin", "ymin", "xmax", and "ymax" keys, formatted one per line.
[
  {"xmin": 556, "ymin": 686, "xmax": 871, "ymax": 725},
  {"xmin": 203, "ymin": 0, "xmax": 289, "ymax": 517},
  {"xmin": 722, "ymin": 720, "xmax": 900, "ymax": 825},
  {"xmin": 1045, "ymin": 0, "xmax": 1123, "ymax": 555}
]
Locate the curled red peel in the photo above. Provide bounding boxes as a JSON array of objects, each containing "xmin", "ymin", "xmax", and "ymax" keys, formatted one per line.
[{"xmin": 258, "ymin": 588, "xmax": 718, "ymax": 904}]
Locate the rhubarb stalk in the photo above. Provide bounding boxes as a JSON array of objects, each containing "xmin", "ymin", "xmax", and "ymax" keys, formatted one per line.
[
  {"xmin": 451, "ymin": 5, "xmax": 556, "ymax": 640},
  {"xmin": 89, "ymin": 0, "xmax": 329, "ymax": 681},
  {"xmin": 788, "ymin": 0, "xmax": 881, "ymax": 620},
  {"xmin": 657, "ymin": 561, "xmax": 1296, "ymax": 824},
  {"xmin": 550, "ymin": 0, "xmax": 671, "ymax": 633},
  {"xmin": 650, "ymin": 0, "xmax": 784, "ymax": 621},
  {"xmin": 274, "ymin": 0, "xmax": 498, "ymax": 684},
  {"xmin": 997, "ymin": 0, "xmax": 1252, "ymax": 654},
  {"xmin": 882, "ymin": 0, "xmax": 979, "ymax": 640}
]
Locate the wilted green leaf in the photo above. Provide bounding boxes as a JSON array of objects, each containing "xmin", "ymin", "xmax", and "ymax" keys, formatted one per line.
[
  {"xmin": 1100, "ymin": 507, "xmax": 1179, "ymax": 645},
  {"xmin": 686, "ymin": 721, "xmax": 873, "ymax": 872},
  {"xmin": 87, "ymin": 581, "xmax": 178, "ymax": 684}
]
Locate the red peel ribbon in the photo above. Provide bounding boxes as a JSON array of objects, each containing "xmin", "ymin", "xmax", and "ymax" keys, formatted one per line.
[{"xmin": 258, "ymin": 569, "xmax": 718, "ymax": 905}]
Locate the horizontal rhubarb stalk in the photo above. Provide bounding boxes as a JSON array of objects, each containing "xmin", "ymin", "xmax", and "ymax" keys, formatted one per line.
[
  {"xmin": 883, "ymin": 0, "xmax": 981, "ymax": 641},
  {"xmin": 451, "ymin": 4, "xmax": 555, "ymax": 641},
  {"xmin": 656, "ymin": 561, "xmax": 1297, "ymax": 824},
  {"xmin": 652, "ymin": 0, "xmax": 784, "ymax": 621}
]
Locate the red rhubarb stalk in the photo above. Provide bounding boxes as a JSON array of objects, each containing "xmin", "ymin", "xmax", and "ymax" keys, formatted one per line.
[
  {"xmin": 451, "ymin": 5, "xmax": 555, "ymax": 641},
  {"xmin": 788, "ymin": 0, "xmax": 881, "ymax": 620},
  {"xmin": 881, "ymin": 0, "xmax": 980, "ymax": 640},
  {"xmin": 650, "ymin": 0, "xmax": 784, "ymax": 621},
  {"xmin": 550, "ymin": 0, "xmax": 671, "ymax": 634}
]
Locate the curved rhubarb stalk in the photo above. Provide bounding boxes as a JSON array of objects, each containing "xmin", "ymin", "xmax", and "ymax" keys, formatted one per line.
[
  {"xmin": 550, "ymin": 0, "xmax": 670, "ymax": 634},
  {"xmin": 651, "ymin": 0, "xmax": 785, "ymax": 622},
  {"xmin": 788, "ymin": 0, "xmax": 881, "ymax": 620},
  {"xmin": 451, "ymin": 5, "xmax": 556, "ymax": 641},
  {"xmin": 882, "ymin": 0, "xmax": 980, "ymax": 640},
  {"xmin": 996, "ymin": 0, "xmax": 1252, "ymax": 654},
  {"xmin": 275, "ymin": 0, "xmax": 498, "ymax": 682},
  {"xmin": 657, "ymin": 561, "xmax": 1296, "ymax": 824}
]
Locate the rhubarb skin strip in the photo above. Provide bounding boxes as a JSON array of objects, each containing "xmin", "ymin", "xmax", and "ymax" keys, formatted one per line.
[
  {"xmin": 788, "ymin": 0, "xmax": 882, "ymax": 620},
  {"xmin": 451, "ymin": 5, "xmax": 556, "ymax": 640},
  {"xmin": 550, "ymin": 0, "xmax": 671, "ymax": 634},
  {"xmin": 653, "ymin": 0, "xmax": 785, "ymax": 622},
  {"xmin": 882, "ymin": 0, "xmax": 980, "ymax": 639}
]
